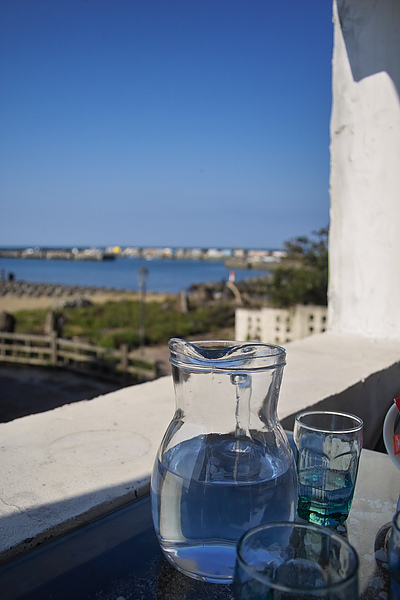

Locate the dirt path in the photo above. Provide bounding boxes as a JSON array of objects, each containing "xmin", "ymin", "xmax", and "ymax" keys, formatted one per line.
[
  {"xmin": 0, "ymin": 364, "xmax": 124, "ymax": 423},
  {"xmin": 0, "ymin": 341, "xmax": 172, "ymax": 423}
]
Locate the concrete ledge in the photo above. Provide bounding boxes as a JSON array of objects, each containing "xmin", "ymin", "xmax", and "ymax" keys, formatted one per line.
[
  {"xmin": 0, "ymin": 376, "xmax": 175, "ymax": 564},
  {"xmin": 1, "ymin": 332, "xmax": 400, "ymax": 564},
  {"xmin": 279, "ymin": 333, "xmax": 400, "ymax": 449}
]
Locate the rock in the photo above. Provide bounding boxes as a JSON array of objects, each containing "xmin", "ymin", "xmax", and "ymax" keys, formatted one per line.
[{"xmin": 0, "ymin": 312, "xmax": 16, "ymax": 332}]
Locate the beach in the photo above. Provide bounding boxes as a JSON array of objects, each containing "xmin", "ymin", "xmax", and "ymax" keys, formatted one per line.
[{"xmin": 0, "ymin": 289, "xmax": 171, "ymax": 313}]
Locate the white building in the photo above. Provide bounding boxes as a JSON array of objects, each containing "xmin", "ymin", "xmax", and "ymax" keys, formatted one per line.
[{"xmin": 236, "ymin": 305, "xmax": 327, "ymax": 345}]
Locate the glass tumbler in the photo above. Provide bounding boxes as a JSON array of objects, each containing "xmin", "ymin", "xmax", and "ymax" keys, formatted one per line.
[
  {"xmin": 293, "ymin": 410, "xmax": 363, "ymax": 526},
  {"xmin": 233, "ymin": 521, "xmax": 359, "ymax": 600}
]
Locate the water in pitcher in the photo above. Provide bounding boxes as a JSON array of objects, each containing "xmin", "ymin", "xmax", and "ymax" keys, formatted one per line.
[{"xmin": 151, "ymin": 432, "xmax": 297, "ymax": 583}]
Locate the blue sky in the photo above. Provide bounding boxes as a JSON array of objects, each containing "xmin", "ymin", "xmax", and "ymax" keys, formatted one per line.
[{"xmin": 0, "ymin": 0, "xmax": 333, "ymax": 249}]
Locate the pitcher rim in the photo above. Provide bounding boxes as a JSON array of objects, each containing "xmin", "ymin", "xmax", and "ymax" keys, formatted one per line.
[{"xmin": 168, "ymin": 338, "xmax": 286, "ymax": 371}]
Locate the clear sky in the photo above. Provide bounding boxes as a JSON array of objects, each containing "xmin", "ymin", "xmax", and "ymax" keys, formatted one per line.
[{"xmin": 0, "ymin": 0, "xmax": 333, "ymax": 250}]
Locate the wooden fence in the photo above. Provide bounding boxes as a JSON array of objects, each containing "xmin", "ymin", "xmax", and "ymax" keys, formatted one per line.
[{"xmin": 0, "ymin": 332, "xmax": 157, "ymax": 383}]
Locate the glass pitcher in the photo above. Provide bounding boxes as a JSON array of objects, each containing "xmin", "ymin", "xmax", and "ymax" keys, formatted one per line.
[{"xmin": 150, "ymin": 339, "xmax": 298, "ymax": 584}]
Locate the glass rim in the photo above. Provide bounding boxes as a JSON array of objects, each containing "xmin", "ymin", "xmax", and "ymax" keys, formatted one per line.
[
  {"xmin": 236, "ymin": 521, "xmax": 359, "ymax": 593},
  {"xmin": 168, "ymin": 338, "xmax": 286, "ymax": 371},
  {"xmin": 295, "ymin": 410, "xmax": 363, "ymax": 434}
]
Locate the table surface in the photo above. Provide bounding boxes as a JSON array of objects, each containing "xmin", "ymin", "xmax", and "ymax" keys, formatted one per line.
[{"xmin": 0, "ymin": 448, "xmax": 399, "ymax": 600}]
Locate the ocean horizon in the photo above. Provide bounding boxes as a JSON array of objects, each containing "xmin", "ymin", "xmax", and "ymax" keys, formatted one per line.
[{"xmin": 0, "ymin": 257, "xmax": 270, "ymax": 295}]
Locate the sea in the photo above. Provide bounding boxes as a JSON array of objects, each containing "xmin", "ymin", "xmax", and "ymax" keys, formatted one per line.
[{"xmin": 0, "ymin": 257, "xmax": 270, "ymax": 294}]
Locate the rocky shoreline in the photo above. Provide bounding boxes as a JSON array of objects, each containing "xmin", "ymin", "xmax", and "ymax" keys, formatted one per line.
[
  {"xmin": 0, "ymin": 280, "xmax": 171, "ymax": 313},
  {"xmin": 0, "ymin": 279, "xmax": 132, "ymax": 299}
]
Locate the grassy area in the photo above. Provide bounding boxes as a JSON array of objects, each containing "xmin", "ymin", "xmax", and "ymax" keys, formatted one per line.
[{"xmin": 14, "ymin": 299, "xmax": 235, "ymax": 349}]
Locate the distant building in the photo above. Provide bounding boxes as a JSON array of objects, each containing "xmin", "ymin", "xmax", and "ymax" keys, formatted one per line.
[
  {"xmin": 235, "ymin": 305, "xmax": 327, "ymax": 345},
  {"xmin": 121, "ymin": 247, "xmax": 141, "ymax": 257},
  {"xmin": 205, "ymin": 248, "xmax": 223, "ymax": 260}
]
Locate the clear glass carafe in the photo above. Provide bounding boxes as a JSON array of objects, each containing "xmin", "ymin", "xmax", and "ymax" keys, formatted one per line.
[{"xmin": 150, "ymin": 339, "xmax": 298, "ymax": 584}]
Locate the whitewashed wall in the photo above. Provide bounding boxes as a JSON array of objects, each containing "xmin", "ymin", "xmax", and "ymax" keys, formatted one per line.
[{"xmin": 328, "ymin": 0, "xmax": 400, "ymax": 338}]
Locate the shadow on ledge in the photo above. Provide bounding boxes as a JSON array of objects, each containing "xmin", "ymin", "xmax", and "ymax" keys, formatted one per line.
[{"xmin": 0, "ymin": 364, "xmax": 124, "ymax": 423}]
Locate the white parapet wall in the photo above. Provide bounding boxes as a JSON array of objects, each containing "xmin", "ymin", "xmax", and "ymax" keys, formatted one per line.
[
  {"xmin": 1, "ymin": 332, "xmax": 400, "ymax": 564},
  {"xmin": 235, "ymin": 305, "xmax": 327, "ymax": 345},
  {"xmin": 328, "ymin": 0, "xmax": 400, "ymax": 338}
]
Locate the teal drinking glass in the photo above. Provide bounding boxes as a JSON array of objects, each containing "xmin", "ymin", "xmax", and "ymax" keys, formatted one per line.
[
  {"xmin": 293, "ymin": 410, "xmax": 363, "ymax": 526},
  {"xmin": 233, "ymin": 522, "xmax": 359, "ymax": 600}
]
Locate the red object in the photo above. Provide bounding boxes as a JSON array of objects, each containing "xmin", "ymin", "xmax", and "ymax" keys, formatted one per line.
[
  {"xmin": 394, "ymin": 433, "xmax": 400, "ymax": 455},
  {"xmin": 396, "ymin": 397, "xmax": 400, "ymax": 413}
]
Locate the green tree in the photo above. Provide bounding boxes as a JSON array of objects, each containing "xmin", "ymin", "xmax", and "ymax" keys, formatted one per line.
[{"xmin": 268, "ymin": 227, "xmax": 328, "ymax": 307}]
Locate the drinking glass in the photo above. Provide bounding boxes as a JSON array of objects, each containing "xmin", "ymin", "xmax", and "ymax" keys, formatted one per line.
[
  {"xmin": 389, "ymin": 510, "xmax": 400, "ymax": 599},
  {"xmin": 233, "ymin": 521, "xmax": 359, "ymax": 600},
  {"xmin": 293, "ymin": 410, "xmax": 363, "ymax": 526}
]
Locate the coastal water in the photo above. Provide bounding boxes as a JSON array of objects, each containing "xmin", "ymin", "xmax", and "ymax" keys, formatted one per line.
[
  {"xmin": 0, "ymin": 257, "xmax": 268, "ymax": 294},
  {"xmin": 151, "ymin": 433, "xmax": 298, "ymax": 583}
]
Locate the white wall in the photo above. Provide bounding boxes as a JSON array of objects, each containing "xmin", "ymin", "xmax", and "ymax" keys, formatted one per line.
[{"xmin": 328, "ymin": 0, "xmax": 400, "ymax": 338}]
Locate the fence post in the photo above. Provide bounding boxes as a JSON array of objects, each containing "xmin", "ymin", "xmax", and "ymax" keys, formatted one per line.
[
  {"xmin": 120, "ymin": 343, "xmax": 128, "ymax": 375},
  {"xmin": 50, "ymin": 331, "xmax": 57, "ymax": 365}
]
